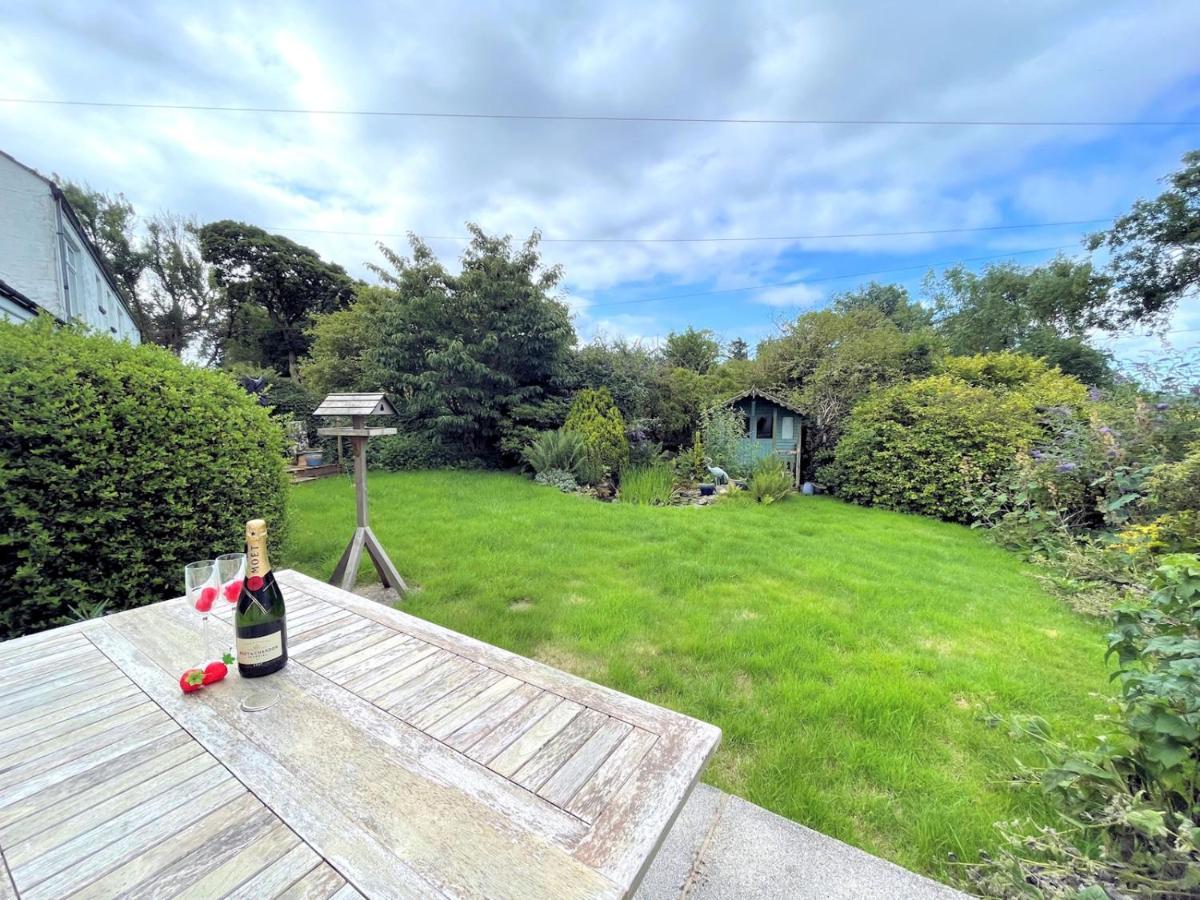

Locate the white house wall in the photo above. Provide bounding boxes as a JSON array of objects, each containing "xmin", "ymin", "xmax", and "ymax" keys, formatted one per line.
[
  {"xmin": 0, "ymin": 154, "xmax": 63, "ymax": 319},
  {"xmin": 0, "ymin": 153, "xmax": 139, "ymax": 342}
]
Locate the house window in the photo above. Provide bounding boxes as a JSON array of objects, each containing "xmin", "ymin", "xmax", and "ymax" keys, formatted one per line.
[
  {"xmin": 781, "ymin": 416, "xmax": 794, "ymax": 440},
  {"xmin": 63, "ymin": 236, "xmax": 81, "ymax": 317},
  {"xmin": 756, "ymin": 415, "xmax": 773, "ymax": 439}
]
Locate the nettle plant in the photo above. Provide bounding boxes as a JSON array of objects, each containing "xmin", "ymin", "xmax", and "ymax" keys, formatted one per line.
[{"xmin": 973, "ymin": 555, "xmax": 1200, "ymax": 897}]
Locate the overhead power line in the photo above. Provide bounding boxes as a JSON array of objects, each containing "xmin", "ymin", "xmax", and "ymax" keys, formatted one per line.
[
  {"xmin": 266, "ymin": 218, "xmax": 1110, "ymax": 245},
  {"xmin": 584, "ymin": 245, "xmax": 1074, "ymax": 310},
  {"xmin": 1, "ymin": 97, "xmax": 1196, "ymax": 128}
]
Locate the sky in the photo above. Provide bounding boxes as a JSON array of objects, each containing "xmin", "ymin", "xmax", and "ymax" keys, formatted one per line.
[{"xmin": 1, "ymin": 0, "xmax": 1198, "ymax": 366}]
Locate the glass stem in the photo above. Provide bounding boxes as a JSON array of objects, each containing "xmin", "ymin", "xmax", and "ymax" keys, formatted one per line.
[{"xmin": 202, "ymin": 614, "xmax": 211, "ymax": 662}]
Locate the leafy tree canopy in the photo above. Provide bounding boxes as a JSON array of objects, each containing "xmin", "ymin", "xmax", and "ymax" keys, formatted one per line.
[
  {"xmin": 664, "ymin": 327, "xmax": 720, "ymax": 374},
  {"xmin": 316, "ymin": 226, "xmax": 575, "ymax": 464},
  {"xmin": 1088, "ymin": 149, "xmax": 1200, "ymax": 328},
  {"xmin": 831, "ymin": 282, "xmax": 933, "ymax": 332},
  {"xmin": 199, "ymin": 221, "xmax": 354, "ymax": 378}
]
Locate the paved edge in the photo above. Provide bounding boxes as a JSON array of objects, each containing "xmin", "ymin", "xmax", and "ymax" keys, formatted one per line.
[{"xmin": 636, "ymin": 785, "xmax": 969, "ymax": 900}]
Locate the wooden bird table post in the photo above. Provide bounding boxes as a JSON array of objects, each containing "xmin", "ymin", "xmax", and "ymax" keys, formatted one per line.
[{"xmin": 315, "ymin": 393, "xmax": 408, "ymax": 595}]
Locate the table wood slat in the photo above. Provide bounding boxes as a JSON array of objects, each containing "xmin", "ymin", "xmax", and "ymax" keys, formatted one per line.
[
  {"xmin": 0, "ymin": 570, "xmax": 720, "ymax": 898},
  {"xmin": 568, "ymin": 728, "xmax": 659, "ymax": 822},
  {"xmin": 539, "ymin": 718, "xmax": 633, "ymax": 808},
  {"xmin": 0, "ymin": 690, "xmax": 146, "ymax": 758},
  {"xmin": 464, "ymin": 692, "xmax": 563, "ymax": 764},
  {"xmin": 3, "ymin": 752, "xmax": 217, "ymax": 869},
  {"xmin": 172, "ymin": 821, "xmax": 301, "ymax": 900},
  {"xmin": 425, "ymin": 675, "xmax": 524, "ymax": 741},
  {"xmin": 65, "ymin": 792, "xmax": 272, "ymax": 900},
  {"xmin": 276, "ymin": 862, "xmax": 347, "ymax": 900},
  {"xmin": 510, "ymin": 707, "xmax": 608, "ymax": 792},
  {"xmin": 318, "ymin": 633, "xmax": 417, "ymax": 684},
  {"xmin": 489, "ymin": 699, "xmax": 584, "ymax": 778}
]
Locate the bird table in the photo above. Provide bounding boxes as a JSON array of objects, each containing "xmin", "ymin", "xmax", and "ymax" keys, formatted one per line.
[{"xmin": 0, "ymin": 570, "xmax": 720, "ymax": 899}]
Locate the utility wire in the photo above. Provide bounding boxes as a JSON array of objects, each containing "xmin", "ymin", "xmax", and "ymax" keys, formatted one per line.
[
  {"xmin": 584, "ymin": 245, "xmax": 1073, "ymax": 309},
  {"xmin": 266, "ymin": 218, "xmax": 1110, "ymax": 244},
  {"xmin": 1, "ymin": 97, "xmax": 1196, "ymax": 127}
]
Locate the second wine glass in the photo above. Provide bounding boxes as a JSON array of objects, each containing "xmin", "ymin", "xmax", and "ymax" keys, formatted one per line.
[{"xmin": 215, "ymin": 552, "xmax": 246, "ymax": 659}]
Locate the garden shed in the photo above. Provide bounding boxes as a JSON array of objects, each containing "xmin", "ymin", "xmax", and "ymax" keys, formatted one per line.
[{"xmin": 721, "ymin": 388, "xmax": 806, "ymax": 486}]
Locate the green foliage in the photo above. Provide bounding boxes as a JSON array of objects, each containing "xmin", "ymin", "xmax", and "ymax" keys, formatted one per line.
[
  {"xmin": 663, "ymin": 327, "xmax": 720, "ymax": 374},
  {"xmin": 971, "ymin": 555, "xmax": 1200, "ymax": 897},
  {"xmin": 571, "ymin": 338, "xmax": 660, "ymax": 423},
  {"xmin": 564, "ymin": 387, "xmax": 628, "ymax": 479},
  {"xmin": 831, "ymin": 281, "xmax": 933, "ymax": 332},
  {"xmin": 533, "ymin": 468, "xmax": 578, "ymax": 492},
  {"xmin": 825, "ymin": 364, "xmax": 1065, "ymax": 522},
  {"xmin": 361, "ymin": 228, "xmax": 575, "ymax": 465},
  {"xmin": 369, "ymin": 431, "xmax": 475, "ymax": 471},
  {"xmin": 749, "ymin": 454, "xmax": 792, "ymax": 504},
  {"xmin": 758, "ymin": 308, "xmax": 940, "ymax": 472},
  {"xmin": 302, "ymin": 285, "xmax": 395, "ymax": 397},
  {"xmin": 618, "ymin": 464, "xmax": 676, "ymax": 506},
  {"xmin": 0, "ymin": 318, "xmax": 289, "ymax": 638},
  {"xmin": 199, "ymin": 220, "xmax": 354, "ymax": 377},
  {"xmin": 675, "ymin": 432, "xmax": 708, "ymax": 484},
  {"xmin": 727, "ymin": 337, "xmax": 750, "ymax": 361},
  {"xmin": 1146, "ymin": 444, "xmax": 1200, "ymax": 515},
  {"xmin": 929, "ymin": 255, "xmax": 1115, "ymax": 350},
  {"xmin": 701, "ymin": 405, "xmax": 749, "ymax": 476},
  {"xmin": 56, "ymin": 179, "xmax": 145, "ymax": 312},
  {"xmin": 523, "ymin": 429, "xmax": 588, "ymax": 476},
  {"xmin": 1088, "ymin": 149, "xmax": 1200, "ymax": 330},
  {"xmin": 648, "ymin": 366, "xmax": 714, "ymax": 449}
]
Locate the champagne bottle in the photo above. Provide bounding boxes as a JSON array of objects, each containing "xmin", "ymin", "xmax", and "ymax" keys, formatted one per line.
[{"xmin": 236, "ymin": 518, "xmax": 288, "ymax": 677}]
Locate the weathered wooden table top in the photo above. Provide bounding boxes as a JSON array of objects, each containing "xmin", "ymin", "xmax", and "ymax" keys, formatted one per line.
[{"xmin": 0, "ymin": 570, "xmax": 720, "ymax": 899}]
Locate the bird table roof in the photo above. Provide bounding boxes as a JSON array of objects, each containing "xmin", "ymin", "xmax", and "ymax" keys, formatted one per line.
[{"xmin": 313, "ymin": 393, "xmax": 397, "ymax": 417}]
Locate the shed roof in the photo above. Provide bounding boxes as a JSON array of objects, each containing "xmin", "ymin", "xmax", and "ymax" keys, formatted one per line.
[
  {"xmin": 719, "ymin": 387, "xmax": 805, "ymax": 416},
  {"xmin": 313, "ymin": 393, "xmax": 397, "ymax": 417}
]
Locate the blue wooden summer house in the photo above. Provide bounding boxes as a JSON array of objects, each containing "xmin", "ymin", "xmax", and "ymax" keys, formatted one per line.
[{"xmin": 721, "ymin": 388, "xmax": 805, "ymax": 486}]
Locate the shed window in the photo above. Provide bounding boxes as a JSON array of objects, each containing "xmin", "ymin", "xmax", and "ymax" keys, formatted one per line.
[
  {"xmin": 781, "ymin": 416, "xmax": 794, "ymax": 440},
  {"xmin": 756, "ymin": 415, "xmax": 773, "ymax": 439}
]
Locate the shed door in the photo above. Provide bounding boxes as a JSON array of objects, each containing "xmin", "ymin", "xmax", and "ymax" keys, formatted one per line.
[{"xmin": 754, "ymin": 411, "xmax": 774, "ymax": 456}]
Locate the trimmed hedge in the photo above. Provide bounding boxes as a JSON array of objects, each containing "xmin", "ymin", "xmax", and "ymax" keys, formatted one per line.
[
  {"xmin": 367, "ymin": 430, "xmax": 479, "ymax": 471},
  {"xmin": 0, "ymin": 318, "xmax": 289, "ymax": 638},
  {"xmin": 822, "ymin": 356, "xmax": 1088, "ymax": 522}
]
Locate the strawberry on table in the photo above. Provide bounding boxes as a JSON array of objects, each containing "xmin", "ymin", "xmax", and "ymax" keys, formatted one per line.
[
  {"xmin": 203, "ymin": 653, "xmax": 233, "ymax": 685},
  {"xmin": 180, "ymin": 668, "xmax": 205, "ymax": 693}
]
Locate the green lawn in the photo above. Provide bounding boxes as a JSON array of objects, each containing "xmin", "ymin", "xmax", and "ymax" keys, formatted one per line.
[{"xmin": 283, "ymin": 470, "xmax": 1110, "ymax": 881}]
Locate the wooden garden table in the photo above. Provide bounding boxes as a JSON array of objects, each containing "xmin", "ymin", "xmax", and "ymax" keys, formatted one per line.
[{"xmin": 0, "ymin": 570, "xmax": 719, "ymax": 899}]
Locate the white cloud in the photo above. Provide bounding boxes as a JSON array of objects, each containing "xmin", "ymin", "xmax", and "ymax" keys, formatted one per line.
[
  {"xmin": 0, "ymin": 0, "xmax": 1196, "ymax": 364},
  {"xmin": 750, "ymin": 283, "xmax": 824, "ymax": 308}
]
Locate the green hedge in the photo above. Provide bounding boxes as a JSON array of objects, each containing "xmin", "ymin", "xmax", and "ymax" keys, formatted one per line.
[
  {"xmin": 367, "ymin": 430, "xmax": 480, "ymax": 471},
  {"xmin": 822, "ymin": 353, "xmax": 1087, "ymax": 522},
  {"xmin": 0, "ymin": 318, "xmax": 289, "ymax": 638}
]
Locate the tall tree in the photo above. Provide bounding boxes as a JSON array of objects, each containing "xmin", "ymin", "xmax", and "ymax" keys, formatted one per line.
[
  {"xmin": 355, "ymin": 226, "xmax": 576, "ymax": 461},
  {"xmin": 199, "ymin": 221, "xmax": 354, "ymax": 377},
  {"xmin": 831, "ymin": 282, "xmax": 933, "ymax": 332},
  {"xmin": 1088, "ymin": 149, "xmax": 1200, "ymax": 329},
  {"xmin": 663, "ymin": 327, "xmax": 720, "ymax": 373},
  {"xmin": 727, "ymin": 337, "xmax": 750, "ymax": 360},
  {"xmin": 927, "ymin": 257, "xmax": 1115, "ymax": 383},
  {"xmin": 757, "ymin": 308, "xmax": 941, "ymax": 469},
  {"xmin": 55, "ymin": 179, "xmax": 147, "ymax": 323},
  {"xmin": 142, "ymin": 214, "xmax": 216, "ymax": 357}
]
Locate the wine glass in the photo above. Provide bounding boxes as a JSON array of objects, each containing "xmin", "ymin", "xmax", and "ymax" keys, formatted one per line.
[
  {"xmin": 215, "ymin": 553, "xmax": 246, "ymax": 658},
  {"xmin": 184, "ymin": 560, "xmax": 218, "ymax": 662}
]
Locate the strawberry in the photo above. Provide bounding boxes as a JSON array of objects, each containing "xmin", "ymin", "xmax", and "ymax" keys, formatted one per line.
[
  {"xmin": 203, "ymin": 653, "xmax": 233, "ymax": 685},
  {"xmin": 195, "ymin": 586, "xmax": 217, "ymax": 613},
  {"xmin": 180, "ymin": 668, "xmax": 205, "ymax": 693}
]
